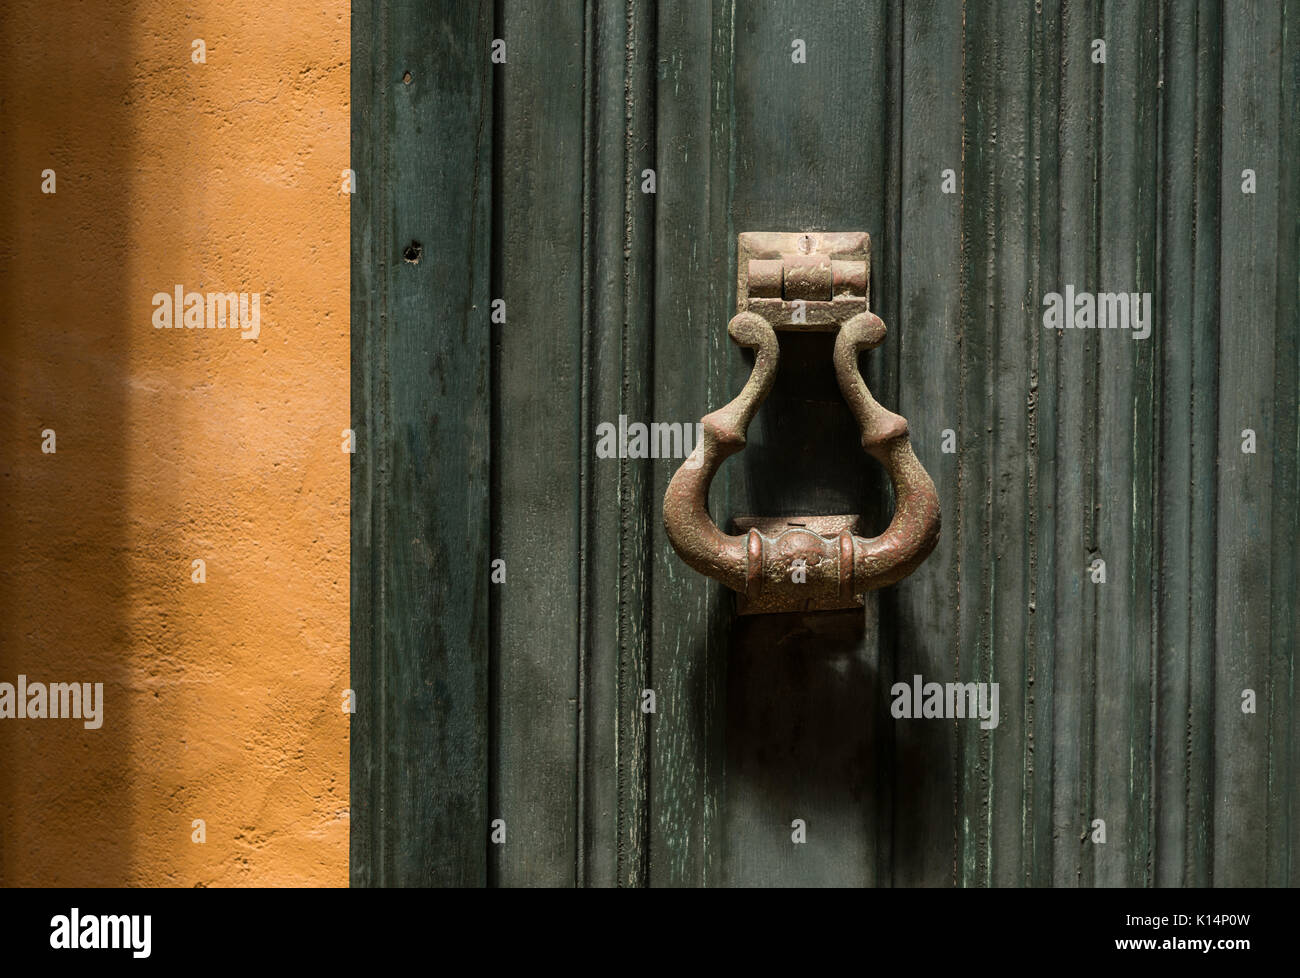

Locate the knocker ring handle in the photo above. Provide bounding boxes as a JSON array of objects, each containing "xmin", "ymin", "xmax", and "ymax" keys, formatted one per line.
[{"xmin": 662, "ymin": 287, "xmax": 940, "ymax": 614}]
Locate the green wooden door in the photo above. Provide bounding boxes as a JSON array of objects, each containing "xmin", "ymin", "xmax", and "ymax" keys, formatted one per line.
[{"xmin": 351, "ymin": 0, "xmax": 1299, "ymax": 887}]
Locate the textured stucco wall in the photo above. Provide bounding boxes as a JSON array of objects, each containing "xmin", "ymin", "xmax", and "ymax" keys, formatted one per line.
[{"xmin": 0, "ymin": 1, "xmax": 349, "ymax": 885}]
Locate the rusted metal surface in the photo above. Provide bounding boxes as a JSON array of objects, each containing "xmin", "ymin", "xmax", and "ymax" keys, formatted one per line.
[
  {"xmin": 781, "ymin": 254, "xmax": 834, "ymax": 300},
  {"xmin": 663, "ymin": 232, "xmax": 940, "ymax": 615},
  {"xmin": 736, "ymin": 230, "xmax": 869, "ymax": 330},
  {"xmin": 730, "ymin": 514, "xmax": 867, "ymax": 614}
]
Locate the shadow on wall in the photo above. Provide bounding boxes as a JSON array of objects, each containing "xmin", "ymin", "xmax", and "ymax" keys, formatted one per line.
[{"xmin": 0, "ymin": 1, "xmax": 135, "ymax": 884}]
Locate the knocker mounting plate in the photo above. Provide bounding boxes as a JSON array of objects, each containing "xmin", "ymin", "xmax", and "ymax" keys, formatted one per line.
[
  {"xmin": 662, "ymin": 230, "xmax": 941, "ymax": 615},
  {"xmin": 737, "ymin": 231, "xmax": 870, "ymax": 330}
]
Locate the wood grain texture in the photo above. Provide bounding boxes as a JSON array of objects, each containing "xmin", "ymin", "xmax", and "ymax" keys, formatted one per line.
[
  {"xmin": 579, "ymin": 0, "xmax": 634, "ymax": 890},
  {"xmin": 490, "ymin": 0, "xmax": 586, "ymax": 887},
  {"xmin": 648, "ymin": 0, "xmax": 729, "ymax": 888},
  {"xmin": 1047, "ymin": 0, "xmax": 1102, "ymax": 888},
  {"xmin": 717, "ymin": 0, "xmax": 898, "ymax": 887},
  {"xmin": 353, "ymin": 0, "xmax": 1299, "ymax": 886},
  {"xmin": 1214, "ymin": 0, "xmax": 1283, "ymax": 887},
  {"xmin": 892, "ymin": 0, "xmax": 963, "ymax": 889},
  {"xmin": 350, "ymin": 0, "xmax": 494, "ymax": 886},
  {"xmin": 1271, "ymin": 0, "xmax": 1300, "ymax": 888},
  {"xmin": 1026, "ymin": 0, "xmax": 1063, "ymax": 890},
  {"xmin": 1094, "ymin": 0, "xmax": 1159, "ymax": 888},
  {"xmin": 1154, "ymin": 0, "xmax": 1215, "ymax": 890}
]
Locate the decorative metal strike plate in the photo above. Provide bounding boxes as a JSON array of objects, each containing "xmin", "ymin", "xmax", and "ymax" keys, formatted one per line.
[
  {"xmin": 663, "ymin": 231, "xmax": 940, "ymax": 615},
  {"xmin": 737, "ymin": 230, "xmax": 870, "ymax": 330}
]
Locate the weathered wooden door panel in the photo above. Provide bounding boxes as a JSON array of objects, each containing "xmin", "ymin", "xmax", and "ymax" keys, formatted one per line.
[
  {"xmin": 490, "ymin": 0, "xmax": 588, "ymax": 888},
  {"xmin": 351, "ymin": 0, "xmax": 494, "ymax": 888},
  {"xmin": 353, "ymin": 0, "xmax": 1300, "ymax": 886}
]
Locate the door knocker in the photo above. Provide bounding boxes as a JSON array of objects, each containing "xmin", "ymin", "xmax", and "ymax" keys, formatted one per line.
[{"xmin": 662, "ymin": 231, "xmax": 940, "ymax": 614}]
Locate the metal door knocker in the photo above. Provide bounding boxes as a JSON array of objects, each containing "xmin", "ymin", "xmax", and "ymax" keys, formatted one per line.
[{"xmin": 662, "ymin": 231, "xmax": 940, "ymax": 614}]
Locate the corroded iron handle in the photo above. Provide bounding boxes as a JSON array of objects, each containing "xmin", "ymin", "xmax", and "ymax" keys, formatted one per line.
[{"xmin": 662, "ymin": 310, "xmax": 940, "ymax": 614}]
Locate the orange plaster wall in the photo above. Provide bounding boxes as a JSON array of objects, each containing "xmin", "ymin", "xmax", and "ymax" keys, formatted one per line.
[{"xmin": 0, "ymin": 1, "xmax": 350, "ymax": 886}]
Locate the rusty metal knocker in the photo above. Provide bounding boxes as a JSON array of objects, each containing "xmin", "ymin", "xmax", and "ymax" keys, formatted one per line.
[{"xmin": 663, "ymin": 231, "xmax": 940, "ymax": 614}]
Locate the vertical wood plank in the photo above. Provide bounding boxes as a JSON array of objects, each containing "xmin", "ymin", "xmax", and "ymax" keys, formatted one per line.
[
  {"xmin": 1092, "ymin": 0, "xmax": 1160, "ymax": 888},
  {"xmin": 1154, "ymin": 0, "xmax": 1222, "ymax": 889},
  {"xmin": 350, "ymin": 0, "xmax": 494, "ymax": 887},
  {"xmin": 1271, "ymin": 0, "xmax": 1300, "ymax": 887},
  {"xmin": 1045, "ymin": 0, "xmax": 1103, "ymax": 888},
  {"xmin": 616, "ymin": 0, "xmax": 657, "ymax": 888},
  {"xmin": 579, "ymin": 0, "xmax": 657, "ymax": 889},
  {"xmin": 580, "ymin": 0, "xmax": 627, "ymax": 890},
  {"xmin": 491, "ymin": 0, "xmax": 586, "ymax": 887},
  {"xmin": 1214, "ymin": 0, "xmax": 1282, "ymax": 887},
  {"xmin": 954, "ymin": 0, "xmax": 999, "ymax": 887},
  {"xmin": 1186, "ymin": 0, "xmax": 1224, "ymax": 888},
  {"xmin": 989, "ymin": 0, "xmax": 1036, "ymax": 889},
  {"xmin": 892, "ymin": 0, "xmax": 963, "ymax": 887},
  {"xmin": 717, "ymin": 0, "xmax": 894, "ymax": 888},
  {"xmin": 649, "ymin": 0, "xmax": 729, "ymax": 888},
  {"xmin": 1028, "ymin": 0, "xmax": 1064, "ymax": 888},
  {"xmin": 968, "ymin": 0, "xmax": 1045, "ymax": 888},
  {"xmin": 1154, "ymin": 0, "xmax": 1197, "ymax": 888},
  {"xmin": 579, "ymin": 0, "xmax": 658, "ymax": 888}
]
